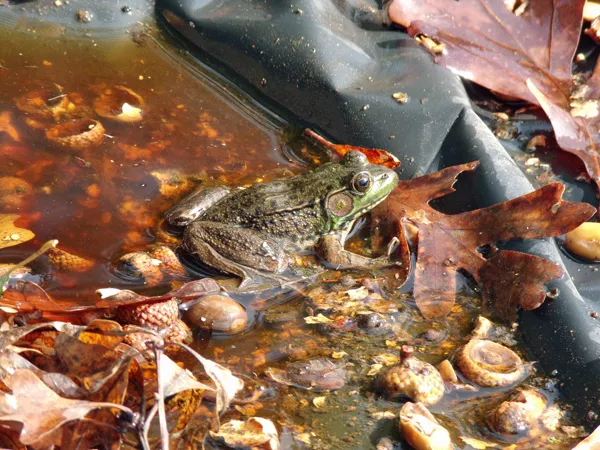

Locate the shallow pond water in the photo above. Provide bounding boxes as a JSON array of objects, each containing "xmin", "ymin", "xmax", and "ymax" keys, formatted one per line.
[{"xmin": 0, "ymin": 10, "xmax": 588, "ymax": 450}]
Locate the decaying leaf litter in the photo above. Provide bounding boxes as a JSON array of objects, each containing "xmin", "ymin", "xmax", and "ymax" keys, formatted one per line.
[
  {"xmin": 389, "ymin": 0, "xmax": 600, "ymax": 206},
  {"xmin": 0, "ymin": 2, "xmax": 600, "ymax": 449}
]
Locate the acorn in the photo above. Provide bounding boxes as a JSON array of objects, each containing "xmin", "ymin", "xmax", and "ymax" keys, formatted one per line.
[
  {"xmin": 115, "ymin": 299, "xmax": 179, "ymax": 330},
  {"xmin": 399, "ymin": 402, "xmax": 452, "ymax": 450},
  {"xmin": 455, "ymin": 339, "xmax": 526, "ymax": 388},
  {"xmin": 45, "ymin": 118, "xmax": 105, "ymax": 152},
  {"xmin": 149, "ymin": 246, "xmax": 187, "ymax": 278},
  {"xmin": 124, "ymin": 318, "xmax": 192, "ymax": 353},
  {"xmin": 47, "ymin": 247, "xmax": 94, "ymax": 273},
  {"xmin": 92, "ymin": 85, "xmax": 144, "ymax": 123},
  {"xmin": 490, "ymin": 389, "xmax": 547, "ymax": 434},
  {"xmin": 376, "ymin": 345, "xmax": 444, "ymax": 406},
  {"xmin": 115, "ymin": 251, "xmax": 163, "ymax": 287}
]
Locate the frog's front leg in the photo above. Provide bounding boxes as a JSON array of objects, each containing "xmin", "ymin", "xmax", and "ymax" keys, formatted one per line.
[
  {"xmin": 317, "ymin": 233, "xmax": 400, "ymax": 270},
  {"xmin": 166, "ymin": 186, "xmax": 230, "ymax": 227},
  {"xmin": 182, "ymin": 221, "xmax": 289, "ymax": 287}
]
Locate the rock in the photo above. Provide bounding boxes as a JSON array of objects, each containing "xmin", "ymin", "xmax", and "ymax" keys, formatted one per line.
[{"xmin": 183, "ymin": 294, "xmax": 248, "ymax": 333}]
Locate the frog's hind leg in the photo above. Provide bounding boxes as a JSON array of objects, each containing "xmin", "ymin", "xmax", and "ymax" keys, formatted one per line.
[{"xmin": 181, "ymin": 221, "xmax": 290, "ymax": 288}]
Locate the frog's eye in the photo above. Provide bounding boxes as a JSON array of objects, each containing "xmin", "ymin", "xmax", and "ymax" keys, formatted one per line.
[{"xmin": 352, "ymin": 172, "xmax": 371, "ymax": 192}]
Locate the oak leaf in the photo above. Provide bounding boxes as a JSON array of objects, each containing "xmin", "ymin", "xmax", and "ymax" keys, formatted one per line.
[
  {"xmin": 389, "ymin": 0, "xmax": 585, "ymax": 108},
  {"xmin": 389, "ymin": 1, "xmax": 600, "ymax": 201},
  {"xmin": 373, "ymin": 162, "xmax": 596, "ymax": 319},
  {"xmin": 528, "ymin": 75, "xmax": 600, "ymax": 203},
  {"xmin": 0, "ymin": 369, "xmax": 131, "ymax": 446}
]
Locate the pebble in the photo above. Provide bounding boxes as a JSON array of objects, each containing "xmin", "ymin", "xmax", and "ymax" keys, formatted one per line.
[
  {"xmin": 183, "ymin": 294, "xmax": 248, "ymax": 333},
  {"xmin": 565, "ymin": 223, "xmax": 600, "ymax": 261},
  {"xmin": 76, "ymin": 10, "xmax": 93, "ymax": 23}
]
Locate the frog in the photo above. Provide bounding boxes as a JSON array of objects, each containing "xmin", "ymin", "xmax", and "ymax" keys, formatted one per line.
[{"xmin": 166, "ymin": 151, "xmax": 399, "ymax": 287}]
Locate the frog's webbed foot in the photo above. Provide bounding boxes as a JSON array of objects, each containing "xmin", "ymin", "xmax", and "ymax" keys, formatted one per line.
[
  {"xmin": 182, "ymin": 221, "xmax": 292, "ymax": 289},
  {"xmin": 317, "ymin": 234, "xmax": 402, "ymax": 270}
]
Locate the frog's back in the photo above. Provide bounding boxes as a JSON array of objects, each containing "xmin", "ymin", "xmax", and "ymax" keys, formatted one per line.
[{"xmin": 201, "ymin": 163, "xmax": 351, "ymax": 245}]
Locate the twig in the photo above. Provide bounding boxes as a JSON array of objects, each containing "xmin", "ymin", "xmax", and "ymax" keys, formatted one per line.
[
  {"xmin": 141, "ymin": 402, "xmax": 158, "ymax": 450},
  {"xmin": 155, "ymin": 345, "xmax": 170, "ymax": 450},
  {"xmin": 47, "ymin": 93, "xmax": 67, "ymax": 102}
]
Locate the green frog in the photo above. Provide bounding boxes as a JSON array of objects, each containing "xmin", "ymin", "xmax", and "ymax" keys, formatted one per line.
[{"xmin": 167, "ymin": 151, "xmax": 399, "ymax": 287}]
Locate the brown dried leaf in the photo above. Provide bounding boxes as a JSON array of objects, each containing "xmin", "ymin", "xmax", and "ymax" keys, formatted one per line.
[
  {"xmin": 160, "ymin": 352, "xmax": 213, "ymax": 397},
  {"xmin": 76, "ymin": 319, "xmax": 124, "ymax": 349},
  {"xmin": 167, "ymin": 389, "xmax": 205, "ymax": 433},
  {"xmin": 0, "ymin": 369, "xmax": 130, "ymax": 446},
  {"xmin": 177, "ymin": 342, "xmax": 244, "ymax": 424},
  {"xmin": 304, "ymin": 129, "xmax": 400, "ymax": 169},
  {"xmin": 388, "ymin": 0, "xmax": 600, "ymax": 199},
  {"xmin": 389, "ymin": 0, "xmax": 585, "ymax": 107},
  {"xmin": 374, "ymin": 163, "xmax": 595, "ymax": 319},
  {"xmin": 95, "ymin": 278, "xmax": 220, "ymax": 308},
  {"xmin": 0, "ymin": 280, "xmax": 92, "ymax": 317},
  {"xmin": 479, "ymin": 250, "xmax": 563, "ymax": 320},
  {"xmin": 206, "ymin": 417, "xmax": 279, "ymax": 450},
  {"xmin": 0, "ymin": 214, "xmax": 34, "ymax": 250},
  {"xmin": 528, "ymin": 78, "xmax": 600, "ymax": 201}
]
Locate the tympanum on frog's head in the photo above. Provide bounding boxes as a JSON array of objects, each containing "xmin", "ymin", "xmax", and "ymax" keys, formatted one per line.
[
  {"xmin": 168, "ymin": 150, "xmax": 399, "ymax": 287},
  {"xmin": 321, "ymin": 151, "xmax": 398, "ymax": 232}
]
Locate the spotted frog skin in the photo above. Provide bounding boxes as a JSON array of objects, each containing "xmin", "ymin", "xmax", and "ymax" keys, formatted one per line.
[{"xmin": 166, "ymin": 151, "xmax": 399, "ymax": 287}]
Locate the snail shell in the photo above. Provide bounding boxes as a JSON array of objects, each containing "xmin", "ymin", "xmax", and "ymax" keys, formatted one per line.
[
  {"xmin": 399, "ymin": 402, "xmax": 452, "ymax": 450},
  {"xmin": 490, "ymin": 389, "xmax": 547, "ymax": 434},
  {"xmin": 456, "ymin": 339, "xmax": 526, "ymax": 387},
  {"xmin": 376, "ymin": 346, "xmax": 444, "ymax": 406}
]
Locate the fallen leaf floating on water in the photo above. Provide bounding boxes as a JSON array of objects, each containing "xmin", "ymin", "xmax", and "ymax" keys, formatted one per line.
[
  {"xmin": 95, "ymin": 277, "xmax": 220, "ymax": 308},
  {"xmin": 0, "ymin": 214, "xmax": 35, "ymax": 250},
  {"xmin": 373, "ymin": 162, "xmax": 596, "ymax": 319},
  {"xmin": 0, "ymin": 369, "xmax": 133, "ymax": 446}
]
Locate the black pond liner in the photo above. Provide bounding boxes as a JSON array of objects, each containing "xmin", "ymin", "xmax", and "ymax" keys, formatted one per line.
[
  {"xmin": 1, "ymin": 0, "xmax": 599, "ymax": 429},
  {"xmin": 153, "ymin": 0, "xmax": 600, "ymax": 426}
]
